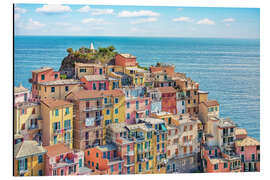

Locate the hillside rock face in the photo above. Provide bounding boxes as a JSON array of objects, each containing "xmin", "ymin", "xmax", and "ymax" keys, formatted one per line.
[{"xmin": 58, "ymin": 54, "xmax": 115, "ymax": 78}]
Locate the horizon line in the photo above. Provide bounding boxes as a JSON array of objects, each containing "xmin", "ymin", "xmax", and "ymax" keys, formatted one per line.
[{"xmin": 14, "ymin": 34, "xmax": 260, "ymax": 40}]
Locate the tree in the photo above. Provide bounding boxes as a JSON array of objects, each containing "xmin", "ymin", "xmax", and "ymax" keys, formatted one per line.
[{"xmin": 66, "ymin": 48, "xmax": 73, "ymax": 54}]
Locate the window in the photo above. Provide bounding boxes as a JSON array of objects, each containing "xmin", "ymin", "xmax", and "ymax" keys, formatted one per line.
[
  {"xmin": 61, "ymin": 169, "xmax": 64, "ymax": 176},
  {"xmin": 53, "ymin": 136, "xmax": 57, "ymax": 144},
  {"xmin": 93, "ymin": 83, "xmax": 96, "ymax": 90},
  {"xmin": 65, "ymin": 107, "xmax": 69, "ymax": 115},
  {"xmin": 51, "ymin": 87, "xmax": 55, "ymax": 93},
  {"xmin": 214, "ymin": 164, "xmax": 218, "ymax": 170},
  {"xmin": 53, "ymin": 170, "xmax": 57, "ymax": 176},
  {"xmin": 241, "ymin": 154, "xmax": 245, "ymax": 161},
  {"xmin": 92, "ymin": 162, "xmax": 94, "ymax": 167},
  {"xmin": 127, "ymin": 167, "xmax": 130, "ymax": 174},
  {"xmin": 168, "ymin": 117, "xmax": 171, "ymax": 124},
  {"xmin": 224, "ymin": 163, "xmax": 228, "ymax": 168},
  {"xmin": 115, "ymin": 98, "xmax": 119, "ymax": 104},
  {"xmin": 119, "ymin": 163, "xmax": 122, "ymax": 171},
  {"xmin": 182, "ymin": 109, "xmax": 185, "ymax": 114},
  {"xmin": 136, "ymin": 101, "xmax": 139, "ymax": 110},
  {"xmin": 127, "ymin": 102, "xmax": 130, "ymax": 108},
  {"xmin": 162, "ymin": 134, "xmax": 165, "ymax": 141},
  {"xmin": 74, "ymin": 165, "xmax": 77, "ymax": 173},
  {"xmin": 96, "ymin": 163, "xmax": 99, "ymax": 170},
  {"xmin": 38, "ymin": 170, "xmax": 43, "ymax": 176},
  {"xmin": 38, "ymin": 155, "xmax": 43, "ymax": 163},
  {"xmin": 252, "ymin": 154, "xmax": 255, "ymax": 161},
  {"xmin": 107, "ymin": 151, "xmax": 111, "ymax": 159},
  {"xmin": 241, "ymin": 146, "xmax": 244, "ymax": 152},
  {"xmin": 55, "ymin": 109, "xmax": 59, "ymax": 116},
  {"xmin": 139, "ymin": 164, "xmax": 142, "ymax": 172},
  {"xmin": 146, "ymin": 110, "xmax": 149, "ymax": 116},
  {"xmin": 106, "ymin": 109, "xmax": 110, "ymax": 115},
  {"xmin": 54, "ymin": 74, "xmax": 58, "ymax": 79},
  {"xmin": 111, "ymin": 165, "xmax": 114, "ymax": 172},
  {"xmin": 115, "ymin": 108, "xmax": 118, "ymax": 114},
  {"xmin": 41, "ymin": 74, "xmax": 45, "ymax": 80},
  {"xmin": 104, "ymin": 98, "xmax": 107, "ymax": 104},
  {"xmin": 145, "ymin": 100, "xmax": 148, "ymax": 105},
  {"xmin": 96, "ymin": 153, "xmax": 99, "ymax": 158},
  {"xmin": 65, "ymin": 86, "xmax": 69, "ymax": 92},
  {"xmin": 127, "ymin": 113, "xmax": 130, "ymax": 119},
  {"xmin": 188, "ymin": 100, "xmax": 190, "ymax": 104},
  {"xmin": 182, "ymin": 101, "xmax": 185, "ymax": 105},
  {"xmin": 115, "ymin": 119, "xmax": 119, "ymax": 123},
  {"xmin": 193, "ymin": 99, "xmax": 196, "ymax": 104},
  {"xmin": 146, "ymin": 161, "xmax": 149, "ymax": 170},
  {"xmin": 157, "ymin": 135, "xmax": 160, "ymax": 142}
]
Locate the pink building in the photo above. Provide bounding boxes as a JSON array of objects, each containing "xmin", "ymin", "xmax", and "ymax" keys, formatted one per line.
[
  {"xmin": 80, "ymin": 75, "xmax": 109, "ymax": 90},
  {"xmin": 29, "ymin": 67, "xmax": 60, "ymax": 100},
  {"xmin": 235, "ymin": 131, "xmax": 260, "ymax": 172},
  {"xmin": 14, "ymin": 83, "xmax": 31, "ymax": 105},
  {"xmin": 123, "ymin": 87, "xmax": 151, "ymax": 124},
  {"xmin": 44, "ymin": 144, "xmax": 79, "ymax": 176}
]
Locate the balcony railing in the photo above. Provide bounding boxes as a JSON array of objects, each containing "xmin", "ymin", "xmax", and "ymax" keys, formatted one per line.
[{"xmin": 84, "ymin": 106, "xmax": 104, "ymax": 112}]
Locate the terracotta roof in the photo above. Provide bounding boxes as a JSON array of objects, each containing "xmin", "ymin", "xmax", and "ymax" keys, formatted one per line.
[
  {"xmin": 32, "ymin": 67, "xmax": 52, "ymax": 73},
  {"xmin": 14, "ymin": 141, "xmax": 46, "ymax": 159},
  {"xmin": 83, "ymin": 75, "xmax": 107, "ymax": 81},
  {"xmin": 44, "ymin": 143, "xmax": 73, "ymax": 157},
  {"xmin": 119, "ymin": 53, "xmax": 136, "ymax": 58},
  {"xmin": 235, "ymin": 136, "xmax": 260, "ymax": 147},
  {"xmin": 69, "ymin": 89, "xmax": 124, "ymax": 99},
  {"xmin": 235, "ymin": 128, "xmax": 248, "ymax": 136},
  {"xmin": 39, "ymin": 79, "xmax": 82, "ymax": 86},
  {"xmin": 41, "ymin": 98, "xmax": 72, "ymax": 108},
  {"xmin": 202, "ymin": 100, "xmax": 219, "ymax": 107},
  {"xmin": 158, "ymin": 86, "xmax": 176, "ymax": 93}
]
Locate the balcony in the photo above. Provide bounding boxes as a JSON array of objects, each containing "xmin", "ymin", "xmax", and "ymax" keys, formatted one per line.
[
  {"xmin": 124, "ymin": 162, "xmax": 135, "ymax": 167},
  {"xmin": 84, "ymin": 106, "xmax": 104, "ymax": 112}
]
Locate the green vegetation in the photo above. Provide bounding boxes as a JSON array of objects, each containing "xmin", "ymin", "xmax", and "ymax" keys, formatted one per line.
[
  {"xmin": 66, "ymin": 45, "xmax": 117, "ymax": 64},
  {"xmin": 60, "ymin": 74, "xmax": 67, "ymax": 79},
  {"xmin": 138, "ymin": 64, "xmax": 148, "ymax": 71}
]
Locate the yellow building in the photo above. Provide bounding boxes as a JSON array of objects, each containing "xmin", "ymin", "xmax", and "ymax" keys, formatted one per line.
[
  {"xmin": 106, "ymin": 65, "xmax": 125, "ymax": 74},
  {"xmin": 75, "ymin": 63, "xmax": 105, "ymax": 79},
  {"xmin": 37, "ymin": 79, "xmax": 82, "ymax": 100},
  {"xmin": 108, "ymin": 76, "xmax": 122, "ymax": 90},
  {"xmin": 125, "ymin": 123, "xmax": 154, "ymax": 174},
  {"xmin": 102, "ymin": 90, "xmax": 126, "ymax": 144},
  {"xmin": 14, "ymin": 138, "xmax": 47, "ymax": 176},
  {"xmin": 124, "ymin": 67, "xmax": 147, "ymax": 86},
  {"xmin": 40, "ymin": 98, "xmax": 73, "ymax": 149},
  {"xmin": 14, "ymin": 102, "xmax": 42, "ymax": 140},
  {"xmin": 139, "ymin": 118, "xmax": 168, "ymax": 174}
]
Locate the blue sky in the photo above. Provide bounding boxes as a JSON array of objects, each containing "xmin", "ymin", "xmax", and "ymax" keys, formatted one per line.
[{"xmin": 14, "ymin": 4, "xmax": 260, "ymax": 38}]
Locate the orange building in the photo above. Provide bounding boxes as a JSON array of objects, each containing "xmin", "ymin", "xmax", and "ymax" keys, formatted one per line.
[
  {"xmin": 149, "ymin": 64, "xmax": 175, "ymax": 77},
  {"xmin": 84, "ymin": 144, "xmax": 123, "ymax": 174},
  {"xmin": 115, "ymin": 54, "xmax": 138, "ymax": 67}
]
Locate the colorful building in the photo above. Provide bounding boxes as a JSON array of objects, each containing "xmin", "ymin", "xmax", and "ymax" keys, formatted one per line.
[
  {"xmin": 14, "ymin": 102, "xmax": 42, "ymax": 141},
  {"xmin": 14, "ymin": 83, "xmax": 31, "ymax": 105},
  {"xmin": 14, "ymin": 137, "xmax": 47, "ymax": 176},
  {"xmin": 75, "ymin": 63, "xmax": 105, "ymax": 79},
  {"xmin": 158, "ymin": 87, "xmax": 177, "ymax": 114},
  {"xmin": 80, "ymin": 75, "xmax": 109, "ymax": 90},
  {"xmin": 37, "ymin": 79, "xmax": 82, "ymax": 100},
  {"xmin": 235, "ymin": 130, "xmax": 260, "ymax": 172},
  {"xmin": 115, "ymin": 54, "xmax": 138, "ymax": 67},
  {"xmin": 84, "ymin": 144, "xmax": 124, "ymax": 175},
  {"xmin": 149, "ymin": 64, "xmax": 175, "ymax": 77},
  {"xmin": 41, "ymin": 99, "xmax": 73, "ymax": 149},
  {"xmin": 44, "ymin": 144, "xmax": 80, "ymax": 176},
  {"xmin": 123, "ymin": 87, "xmax": 151, "ymax": 124},
  {"xmin": 29, "ymin": 67, "xmax": 60, "ymax": 100},
  {"xmin": 147, "ymin": 87, "xmax": 162, "ymax": 114}
]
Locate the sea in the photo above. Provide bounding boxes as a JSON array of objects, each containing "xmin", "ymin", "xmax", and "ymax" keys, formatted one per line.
[{"xmin": 14, "ymin": 36, "xmax": 260, "ymax": 140}]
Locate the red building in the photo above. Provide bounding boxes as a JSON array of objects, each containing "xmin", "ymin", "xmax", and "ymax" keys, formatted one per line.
[
  {"xmin": 235, "ymin": 129, "xmax": 260, "ymax": 172},
  {"xmin": 115, "ymin": 54, "xmax": 137, "ymax": 67},
  {"xmin": 80, "ymin": 75, "xmax": 109, "ymax": 90},
  {"xmin": 201, "ymin": 145, "xmax": 241, "ymax": 173},
  {"xmin": 84, "ymin": 144, "xmax": 124, "ymax": 175},
  {"xmin": 149, "ymin": 64, "xmax": 175, "ymax": 77},
  {"xmin": 158, "ymin": 87, "xmax": 177, "ymax": 114},
  {"xmin": 29, "ymin": 67, "xmax": 60, "ymax": 100},
  {"xmin": 44, "ymin": 144, "xmax": 80, "ymax": 176}
]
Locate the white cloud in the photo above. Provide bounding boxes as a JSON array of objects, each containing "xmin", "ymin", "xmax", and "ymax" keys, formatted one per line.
[
  {"xmin": 36, "ymin": 4, "xmax": 72, "ymax": 14},
  {"xmin": 197, "ymin": 18, "xmax": 215, "ymax": 25},
  {"xmin": 118, "ymin": 10, "xmax": 160, "ymax": 17},
  {"xmin": 81, "ymin": 18, "xmax": 105, "ymax": 24},
  {"xmin": 223, "ymin": 18, "xmax": 235, "ymax": 22},
  {"xmin": 77, "ymin": 5, "xmax": 91, "ymax": 13},
  {"xmin": 15, "ymin": 7, "xmax": 27, "ymax": 14},
  {"xmin": 173, "ymin": 17, "xmax": 193, "ymax": 22},
  {"xmin": 131, "ymin": 17, "xmax": 158, "ymax": 24},
  {"xmin": 24, "ymin": 18, "xmax": 46, "ymax": 30},
  {"xmin": 91, "ymin": 9, "xmax": 114, "ymax": 15}
]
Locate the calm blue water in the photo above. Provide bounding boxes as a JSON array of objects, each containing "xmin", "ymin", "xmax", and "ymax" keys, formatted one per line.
[{"xmin": 14, "ymin": 36, "xmax": 260, "ymax": 140}]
